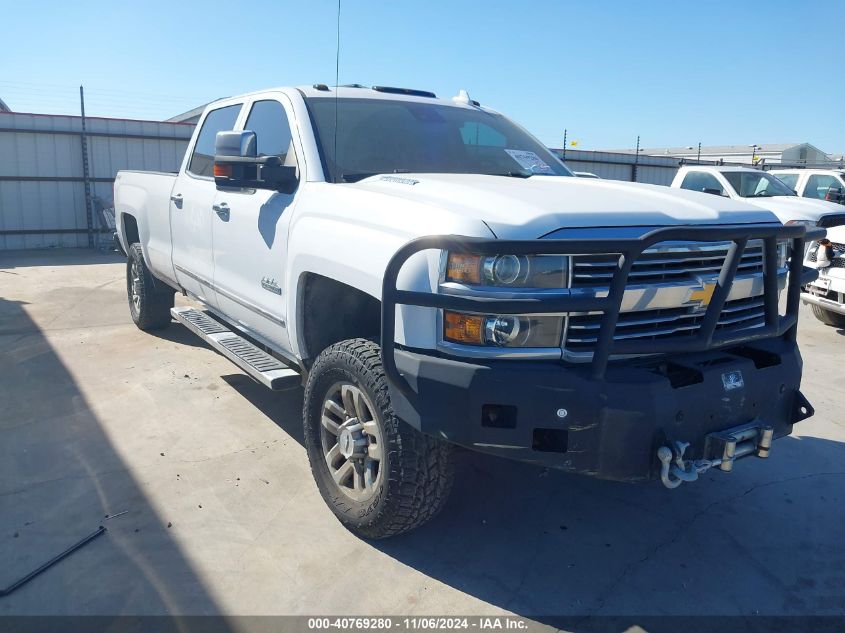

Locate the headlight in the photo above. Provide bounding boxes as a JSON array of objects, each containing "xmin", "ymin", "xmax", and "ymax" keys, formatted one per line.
[
  {"xmin": 445, "ymin": 253, "xmax": 569, "ymax": 288},
  {"xmin": 785, "ymin": 220, "xmax": 817, "ymax": 227},
  {"xmin": 443, "ymin": 310, "xmax": 563, "ymax": 348}
]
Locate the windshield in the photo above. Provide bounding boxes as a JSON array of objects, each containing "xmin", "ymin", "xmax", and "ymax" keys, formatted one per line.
[
  {"xmin": 721, "ymin": 171, "xmax": 796, "ymax": 198},
  {"xmin": 305, "ymin": 97, "xmax": 572, "ymax": 182}
]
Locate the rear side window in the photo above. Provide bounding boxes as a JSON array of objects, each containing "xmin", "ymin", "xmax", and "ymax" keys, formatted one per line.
[
  {"xmin": 680, "ymin": 172, "xmax": 724, "ymax": 195},
  {"xmin": 776, "ymin": 173, "xmax": 799, "ymax": 190},
  {"xmin": 804, "ymin": 174, "xmax": 840, "ymax": 199},
  {"xmin": 244, "ymin": 100, "xmax": 296, "ymax": 166},
  {"xmin": 188, "ymin": 104, "xmax": 242, "ymax": 177}
]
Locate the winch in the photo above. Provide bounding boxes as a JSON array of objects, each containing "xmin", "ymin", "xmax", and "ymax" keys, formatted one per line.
[{"xmin": 658, "ymin": 422, "xmax": 774, "ymax": 489}]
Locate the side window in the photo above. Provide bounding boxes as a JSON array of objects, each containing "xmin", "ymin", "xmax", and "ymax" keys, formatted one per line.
[
  {"xmin": 188, "ymin": 104, "xmax": 241, "ymax": 177},
  {"xmin": 776, "ymin": 173, "xmax": 799, "ymax": 190},
  {"xmin": 804, "ymin": 174, "xmax": 839, "ymax": 199},
  {"xmin": 680, "ymin": 172, "xmax": 724, "ymax": 195},
  {"xmin": 244, "ymin": 100, "xmax": 297, "ymax": 167}
]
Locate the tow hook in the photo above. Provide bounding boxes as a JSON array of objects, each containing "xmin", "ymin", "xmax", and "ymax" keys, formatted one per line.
[
  {"xmin": 658, "ymin": 423, "xmax": 775, "ymax": 489},
  {"xmin": 657, "ymin": 442, "xmax": 720, "ymax": 489}
]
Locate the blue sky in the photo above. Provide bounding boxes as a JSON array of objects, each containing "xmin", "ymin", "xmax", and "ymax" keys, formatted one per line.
[{"xmin": 2, "ymin": 0, "xmax": 841, "ymax": 152}]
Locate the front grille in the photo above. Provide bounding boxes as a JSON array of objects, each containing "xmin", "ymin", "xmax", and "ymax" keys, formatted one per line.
[
  {"xmin": 564, "ymin": 239, "xmax": 771, "ymax": 359},
  {"xmin": 571, "ymin": 240, "xmax": 765, "ymax": 287},
  {"xmin": 807, "ymin": 242, "xmax": 845, "ymax": 268},
  {"xmin": 565, "ymin": 295, "xmax": 766, "ymax": 354}
]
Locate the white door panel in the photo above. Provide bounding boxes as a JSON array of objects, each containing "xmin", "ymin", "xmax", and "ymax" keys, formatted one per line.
[
  {"xmin": 212, "ymin": 96, "xmax": 301, "ymax": 351},
  {"xmin": 171, "ymin": 174, "xmax": 218, "ymax": 306},
  {"xmin": 171, "ymin": 102, "xmax": 243, "ymax": 307},
  {"xmin": 212, "ymin": 189, "xmax": 295, "ymax": 348}
]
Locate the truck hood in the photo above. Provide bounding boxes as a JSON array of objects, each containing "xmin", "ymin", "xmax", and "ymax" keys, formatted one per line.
[
  {"xmin": 739, "ymin": 196, "xmax": 844, "ymax": 223},
  {"xmin": 353, "ymin": 174, "xmax": 777, "ymax": 239}
]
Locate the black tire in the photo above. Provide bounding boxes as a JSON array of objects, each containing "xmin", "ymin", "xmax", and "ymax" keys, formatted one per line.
[
  {"xmin": 126, "ymin": 243, "xmax": 175, "ymax": 331},
  {"xmin": 811, "ymin": 302, "xmax": 845, "ymax": 328},
  {"xmin": 303, "ymin": 338, "xmax": 453, "ymax": 539}
]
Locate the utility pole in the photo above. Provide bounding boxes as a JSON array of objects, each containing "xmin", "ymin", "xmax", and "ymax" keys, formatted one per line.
[
  {"xmin": 632, "ymin": 135, "xmax": 640, "ymax": 182},
  {"xmin": 79, "ymin": 86, "xmax": 96, "ymax": 249},
  {"xmin": 697, "ymin": 142, "xmax": 701, "ymax": 163},
  {"xmin": 562, "ymin": 129, "xmax": 567, "ymax": 162}
]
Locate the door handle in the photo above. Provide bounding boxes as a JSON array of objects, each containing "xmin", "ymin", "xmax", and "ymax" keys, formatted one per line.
[
  {"xmin": 170, "ymin": 193, "xmax": 183, "ymax": 208},
  {"xmin": 212, "ymin": 202, "xmax": 230, "ymax": 219}
]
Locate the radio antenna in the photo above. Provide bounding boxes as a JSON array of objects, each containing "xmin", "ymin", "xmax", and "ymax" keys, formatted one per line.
[{"xmin": 333, "ymin": 0, "xmax": 341, "ymax": 183}]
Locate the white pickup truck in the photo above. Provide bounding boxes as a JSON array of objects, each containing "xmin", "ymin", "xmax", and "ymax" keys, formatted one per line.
[
  {"xmin": 770, "ymin": 168, "xmax": 845, "ymax": 206},
  {"xmin": 802, "ymin": 226, "xmax": 845, "ymax": 327},
  {"xmin": 115, "ymin": 84, "xmax": 819, "ymax": 538},
  {"xmin": 671, "ymin": 165, "xmax": 845, "ymax": 228}
]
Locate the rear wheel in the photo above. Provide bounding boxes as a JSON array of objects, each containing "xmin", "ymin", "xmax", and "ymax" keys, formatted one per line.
[
  {"xmin": 127, "ymin": 243, "xmax": 174, "ymax": 331},
  {"xmin": 811, "ymin": 301, "xmax": 845, "ymax": 328},
  {"xmin": 303, "ymin": 338, "xmax": 453, "ymax": 539}
]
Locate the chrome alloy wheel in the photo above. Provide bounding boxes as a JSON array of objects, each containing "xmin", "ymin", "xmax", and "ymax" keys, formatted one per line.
[
  {"xmin": 320, "ymin": 382, "xmax": 383, "ymax": 502},
  {"xmin": 130, "ymin": 259, "xmax": 142, "ymax": 312}
]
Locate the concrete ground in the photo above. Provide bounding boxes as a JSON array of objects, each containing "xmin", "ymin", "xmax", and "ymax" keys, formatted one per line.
[{"xmin": 0, "ymin": 249, "xmax": 843, "ymax": 625}]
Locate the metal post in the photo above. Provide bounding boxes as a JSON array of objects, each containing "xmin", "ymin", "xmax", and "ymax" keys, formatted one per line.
[
  {"xmin": 562, "ymin": 129, "xmax": 567, "ymax": 162},
  {"xmin": 79, "ymin": 86, "xmax": 96, "ymax": 249},
  {"xmin": 632, "ymin": 135, "xmax": 640, "ymax": 182},
  {"xmin": 697, "ymin": 142, "xmax": 701, "ymax": 163}
]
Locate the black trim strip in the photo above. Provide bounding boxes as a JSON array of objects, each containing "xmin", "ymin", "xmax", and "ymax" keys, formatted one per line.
[{"xmin": 174, "ymin": 264, "xmax": 285, "ymax": 327}]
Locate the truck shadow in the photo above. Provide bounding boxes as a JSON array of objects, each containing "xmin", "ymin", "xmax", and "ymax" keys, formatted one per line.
[
  {"xmin": 373, "ymin": 433, "xmax": 845, "ymax": 623},
  {"xmin": 0, "ymin": 297, "xmax": 229, "ymax": 621}
]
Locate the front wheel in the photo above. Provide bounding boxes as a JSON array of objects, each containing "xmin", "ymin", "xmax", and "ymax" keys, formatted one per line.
[{"xmin": 303, "ymin": 338, "xmax": 454, "ymax": 539}]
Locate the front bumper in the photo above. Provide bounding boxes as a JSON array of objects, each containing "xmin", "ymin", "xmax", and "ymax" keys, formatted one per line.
[{"xmin": 391, "ymin": 338, "xmax": 812, "ymax": 482}]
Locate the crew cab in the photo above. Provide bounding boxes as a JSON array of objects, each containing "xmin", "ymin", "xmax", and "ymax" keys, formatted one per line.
[
  {"xmin": 671, "ymin": 165, "xmax": 845, "ymax": 228},
  {"xmin": 770, "ymin": 168, "xmax": 845, "ymax": 207},
  {"xmin": 114, "ymin": 85, "xmax": 819, "ymax": 538}
]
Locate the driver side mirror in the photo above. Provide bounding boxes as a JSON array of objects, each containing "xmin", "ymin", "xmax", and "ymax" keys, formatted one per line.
[
  {"xmin": 701, "ymin": 187, "xmax": 724, "ymax": 197},
  {"xmin": 214, "ymin": 130, "xmax": 298, "ymax": 193}
]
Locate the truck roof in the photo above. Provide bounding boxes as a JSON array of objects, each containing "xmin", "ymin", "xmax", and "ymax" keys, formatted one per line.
[
  {"xmin": 770, "ymin": 168, "xmax": 845, "ymax": 175},
  {"xmin": 208, "ymin": 84, "xmax": 489, "ymax": 111},
  {"xmin": 679, "ymin": 165, "xmax": 762, "ymax": 173}
]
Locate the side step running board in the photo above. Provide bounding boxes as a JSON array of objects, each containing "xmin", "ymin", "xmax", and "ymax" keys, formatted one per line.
[{"xmin": 171, "ymin": 307, "xmax": 300, "ymax": 391}]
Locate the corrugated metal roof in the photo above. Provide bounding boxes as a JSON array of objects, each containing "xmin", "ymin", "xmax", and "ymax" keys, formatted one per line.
[{"xmin": 603, "ymin": 142, "xmax": 827, "ymax": 157}]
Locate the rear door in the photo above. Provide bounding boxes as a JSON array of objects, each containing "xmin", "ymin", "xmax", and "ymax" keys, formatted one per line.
[
  {"xmin": 171, "ymin": 103, "xmax": 243, "ymax": 306},
  {"xmin": 211, "ymin": 96, "xmax": 302, "ymax": 350}
]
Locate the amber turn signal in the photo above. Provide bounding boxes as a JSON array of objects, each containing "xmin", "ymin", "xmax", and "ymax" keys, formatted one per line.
[
  {"xmin": 443, "ymin": 310, "xmax": 484, "ymax": 345},
  {"xmin": 445, "ymin": 253, "xmax": 481, "ymax": 284},
  {"xmin": 213, "ymin": 163, "xmax": 232, "ymax": 178}
]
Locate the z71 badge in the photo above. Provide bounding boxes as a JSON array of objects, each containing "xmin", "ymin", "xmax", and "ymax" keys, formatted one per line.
[{"xmin": 721, "ymin": 370, "xmax": 744, "ymax": 391}]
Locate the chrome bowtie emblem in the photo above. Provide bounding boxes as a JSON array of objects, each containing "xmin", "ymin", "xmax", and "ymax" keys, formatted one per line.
[{"xmin": 687, "ymin": 280, "xmax": 718, "ymax": 310}]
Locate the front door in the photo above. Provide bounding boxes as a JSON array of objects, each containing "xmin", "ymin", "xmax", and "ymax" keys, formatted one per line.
[
  {"xmin": 211, "ymin": 96, "xmax": 301, "ymax": 350},
  {"xmin": 171, "ymin": 102, "xmax": 242, "ymax": 307}
]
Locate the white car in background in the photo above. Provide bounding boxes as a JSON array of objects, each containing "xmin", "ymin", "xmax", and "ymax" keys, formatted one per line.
[
  {"xmin": 671, "ymin": 166, "xmax": 845, "ymax": 228},
  {"xmin": 770, "ymin": 169, "xmax": 845, "ymax": 207}
]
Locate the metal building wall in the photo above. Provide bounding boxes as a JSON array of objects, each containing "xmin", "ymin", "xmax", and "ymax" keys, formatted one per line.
[
  {"xmin": 0, "ymin": 112, "xmax": 193, "ymax": 250},
  {"xmin": 555, "ymin": 149, "xmax": 691, "ymax": 185}
]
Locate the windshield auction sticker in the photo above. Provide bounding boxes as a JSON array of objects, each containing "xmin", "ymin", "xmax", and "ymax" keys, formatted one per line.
[{"xmin": 504, "ymin": 149, "xmax": 554, "ymax": 174}]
